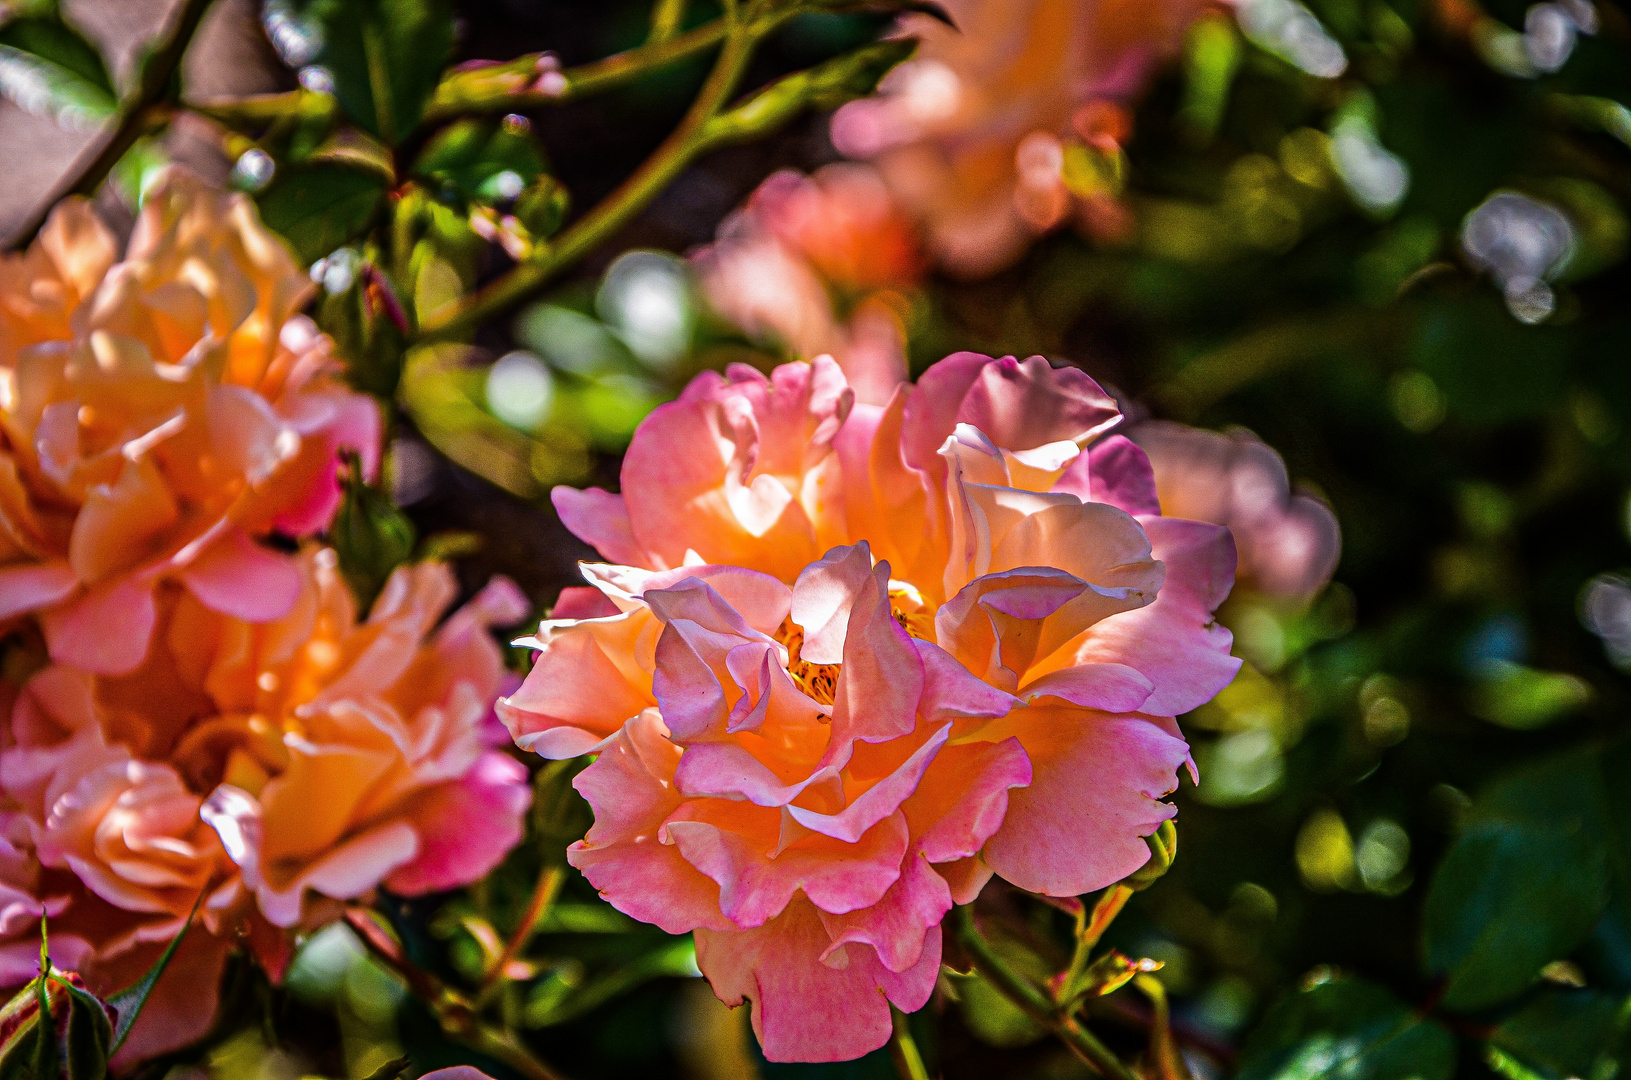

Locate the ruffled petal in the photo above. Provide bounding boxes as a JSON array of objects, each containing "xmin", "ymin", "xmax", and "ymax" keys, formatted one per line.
[
  {"xmin": 695, "ymin": 895, "xmax": 940, "ymax": 1063},
  {"xmin": 386, "ymin": 752, "xmax": 531, "ymax": 894},
  {"xmin": 980, "ymin": 705, "xmax": 1190, "ymax": 896}
]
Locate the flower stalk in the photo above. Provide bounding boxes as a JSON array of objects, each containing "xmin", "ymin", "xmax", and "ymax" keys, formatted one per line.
[
  {"xmin": 948, "ymin": 906, "xmax": 1139, "ymax": 1080},
  {"xmin": 477, "ymin": 863, "xmax": 567, "ymax": 1004},
  {"xmin": 343, "ymin": 908, "xmax": 568, "ymax": 1080},
  {"xmin": 888, "ymin": 1007, "xmax": 931, "ymax": 1080}
]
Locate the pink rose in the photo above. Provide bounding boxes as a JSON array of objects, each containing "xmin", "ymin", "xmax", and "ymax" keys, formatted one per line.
[{"xmin": 507, "ymin": 353, "xmax": 1240, "ymax": 1061}]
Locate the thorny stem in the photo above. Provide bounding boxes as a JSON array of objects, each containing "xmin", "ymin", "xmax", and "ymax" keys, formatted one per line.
[
  {"xmin": 478, "ymin": 863, "xmax": 567, "ymax": 1002},
  {"xmin": 414, "ymin": 19, "xmax": 762, "ymax": 342},
  {"xmin": 888, "ymin": 1007, "xmax": 932, "ymax": 1080},
  {"xmin": 949, "ymin": 906, "xmax": 1140, "ymax": 1080},
  {"xmin": 1058, "ymin": 885, "xmax": 1134, "ymax": 1003},
  {"xmin": 343, "ymin": 907, "xmax": 570, "ymax": 1080},
  {"xmin": 8, "ymin": 0, "xmax": 216, "ymax": 249}
]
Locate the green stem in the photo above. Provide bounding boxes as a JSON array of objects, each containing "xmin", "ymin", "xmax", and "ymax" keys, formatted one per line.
[
  {"xmin": 188, "ymin": 18, "xmax": 729, "ymax": 135},
  {"xmin": 422, "ymin": 19, "xmax": 729, "ymax": 122},
  {"xmin": 1058, "ymin": 884, "xmax": 1133, "ymax": 1003},
  {"xmin": 477, "ymin": 863, "xmax": 566, "ymax": 1003},
  {"xmin": 647, "ymin": 0, "xmax": 691, "ymax": 43},
  {"xmin": 343, "ymin": 907, "xmax": 570, "ymax": 1080},
  {"xmin": 9, "ymin": 0, "xmax": 216, "ymax": 249},
  {"xmin": 415, "ymin": 24, "xmax": 758, "ymax": 342},
  {"xmin": 949, "ymin": 906, "xmax": 1139, "ymax": 1080},
  {"xmin": 888, "ymin": 1007, "xmax": 931, "ymax": 1080}
]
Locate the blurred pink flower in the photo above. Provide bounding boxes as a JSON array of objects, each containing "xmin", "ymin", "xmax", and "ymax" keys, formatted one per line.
[
  {"xmin": 0, "ymin": 550, "xmax": 531, "ymax": 1061},
  {"xmin": 831, "ymin": 0, "xmax": 1207, "ymax": 275},
  {"xmin": 1130, "ymin": 421, "xmax": 1340, "ymax": 600},
  {"xmin": 509, "ymin": 353, "xmax": 1239, "ymax": 1061},
  {"xmin": 0, "ymin": 170, "xmax": 380, "ymax": 676},
  {"xmin": 694, "ymin": 165, "xmax": 919, "ymax": 406}
]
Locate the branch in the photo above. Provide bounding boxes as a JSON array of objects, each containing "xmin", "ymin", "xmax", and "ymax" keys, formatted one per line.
[
  {"xmin": 948, "ymin": 906, "xmax": 1140, "ymax": 1080},
  {"xmin": 342, "ymin": 907, "xmax": 571, "ymax": 1080},
  {"xmin": 189, "ymin": 19, "xmax": 728, "ymax": 141},
  {"xmin": 9, "ymin": 0, "xmax": 216, "ymax": 248},
  {"xmin": 424, "ymin": 19, "xmax": 730, "ymax": 122},
  {"xmin": 414, "ymin": 21, "xmax": 760, "ymax": 342},
  {"xmin": 415, "ymin": 31, "xmax": 909, "ymax": 342},
  {"xmin": 478, "ymin": 863, "xmax": 566, "ymax": 1002}
]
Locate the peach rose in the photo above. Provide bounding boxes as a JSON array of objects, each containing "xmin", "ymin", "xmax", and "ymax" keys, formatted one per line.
[
  {"xmin": 0, "ymin": 662, "xmax": 262, "ymax": 1062},
  {"xmin": 508, "ymin": 353, "xmax": 1240, "ymax": 1061},
  {"xmin": 0, "ymin": 552, "xmax": 531, "ymax": 1060},
  {"xmin": 831, "ymin": 0, "xmax": 1207, "ymax": 275},
  {"xmin": 1129, "ymin": 421, "xmax": 1341, "ymax": 600},
  {"xmin": 0, "ymin": 199, "xmax": 116, "ymax": 355},
  {"xmin": 0, "ymin": 171, "xmax": 380, "ymax": 676},
  {"xmin": 694, "ymin": 165, "xmax": 918, "ymax": 406},
  {"xmin": 187, "ymin": 549, "xmax": 533, "ymax": 927}
]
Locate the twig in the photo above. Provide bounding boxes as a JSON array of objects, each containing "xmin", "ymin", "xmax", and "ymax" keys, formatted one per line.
[
  {"xmin": 188, "ymin": 19, "xmax": 729, "ymax": 134},
  {"xmin": 8, "ymin": 0, "xmax": 216, "ymax": 249},
  {"xmin": 888, "ymin": 1007, "xmax": 932, "ymax": 1080},
  {"xmin": 1057, "ymin": 885, "xmax": 1134, "ymax": 1003},
  {"xmin": 343, "ymin": 907, "xmax": 571, "ymax": 1080},
  {"xmin": 478, "ymin": 863, "xmax": 566, "ymax": 1000},
  {"xmin": 948, "ymin": 906, "xmax": 1140, "ymax": 1080},
  {"xmin": 414, "ymin": 21, "xmax": 760, "ymax": 342},
  {"xmin": 647, "ymin": 0, "xmax": 691, "ymax": 42},
  {"xmin": 414, "ymin": 23, "xmax": 910, "ymax": 342},
  {"xmin": 423, "ymin": 20, "xmax": 729, "ymax": 122}
]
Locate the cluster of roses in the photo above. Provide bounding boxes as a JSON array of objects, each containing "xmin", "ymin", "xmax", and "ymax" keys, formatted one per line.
[{"xmin": 0, "ymin": 172, "xmax": 531, "ymax": 1064}]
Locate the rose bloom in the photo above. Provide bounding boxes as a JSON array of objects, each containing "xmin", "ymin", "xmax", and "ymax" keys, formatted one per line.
[
  {"xmin": 0, "ymin": 550, "xmax": 531, "ymax": 1062},
  {"xmin": 1129, "ymin": 421, "xmax": 1340, "ymax": 601},
  {"xmin": 830, "ymin": 0, "xmax": 1208, "ymax": 276},
  {"xmin": 504, "ymin": 353, "xmax": 1240, "ymax": 1061},
  {"xmin": 694, "ymin": 165, "xmax": 920, "ymax": 406},
  {"xmin": 0, "ymin": 170, "xmax": 380, "ymax": 676}
]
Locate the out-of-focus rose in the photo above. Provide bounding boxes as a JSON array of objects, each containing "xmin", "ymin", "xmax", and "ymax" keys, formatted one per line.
[
  {"xmin": 0, "ymin": 200, "xmax": 116, "ymax": 355},
  {"xmin": 0, "ymin": 551, "xmax": 532, "ymax": 1061},
  {"xmin": 694, "ymin": 165, "xmax": 920, "ymax": 406},
  {"xmin": 831, "ymin": 0, "xmax": 1207, "ymax": 275},
  {"xmin": 1129, "ymin": 421, "xmax": 1340, "ymax": 601},
  {"xmin": 0, "ymin": 825, "xmax": 92, "ymax": 986},
  {"xmin": 509, "ymin": 353, "xmax": 1239, "ymax": 1061},
  {"xmin": 0, "ymin": 170, "xmax": 381, "ymax": 676},
  {"xmin": 186, "ymin": 550, "xmax": 533, "ymax": 926}
]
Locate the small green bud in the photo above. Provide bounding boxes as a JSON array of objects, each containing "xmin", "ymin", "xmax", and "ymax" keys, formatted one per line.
[
  {"xmin": 1122, "ymin": 820, "xmax": 1178, "ymax": 891},
  {"xmin": 0, "ymin": 969, "xmax": 116, "ymax": 1080}
]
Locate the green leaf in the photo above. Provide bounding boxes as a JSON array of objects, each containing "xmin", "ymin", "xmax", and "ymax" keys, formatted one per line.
[
  {"xmin": 412, "ymin": 117, "xmax": 546, "ymax": 205},
  {"xmin": 308, "ymin": 126, "xmax": 397, "ymax": 185},
  {"xmin": 256, "ymin": 163, "xmax": 387, "ymax": 265},
  {"xmin": 289, "ymin": 0, "xmax": 455, "ymax": 144},
  {"xmin": 1487, "ymin": 988, "xmax": 1628, "ymax": 1080},
  {"xmin": 107, "ymin": 894, "xmax": 201, "ymax": 1055},
  {"xmin": 1423, "ymin": 752, "xmax": 1611, "ymax": 1012},
  {"xmin": 0, "ymin": 15, "xmax": 117, "ymax": 128},
  {"xmin": 1237, "ymin": 975, "xmax": 1457, "ymax": 1080}
]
